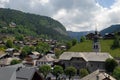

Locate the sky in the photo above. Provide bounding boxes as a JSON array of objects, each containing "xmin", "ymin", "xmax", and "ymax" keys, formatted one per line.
[{"xmin": 0, "ymin": 0, "xmax": 120, "ymax": 32}]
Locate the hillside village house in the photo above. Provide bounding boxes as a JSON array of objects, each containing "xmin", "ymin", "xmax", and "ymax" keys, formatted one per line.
[
  {"xmin": 35, "ymin": 55, "xmax": 55, "ymax": 67},
  {"xmin": 59, "ymin": 52, "xmax": 112, "ymax": 72}
]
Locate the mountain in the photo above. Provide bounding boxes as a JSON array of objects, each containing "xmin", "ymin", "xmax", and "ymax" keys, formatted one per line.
[
  {"xmin": 0, "ymin": 8, "xmax": 69, "ymax": 40},
  {"xmin": 67, "ymin": 31, "xmax": 94, "ymax": 41},
  {"xmin": 100, "ymin": 24, "xmax": 120, "ymax": 35}
]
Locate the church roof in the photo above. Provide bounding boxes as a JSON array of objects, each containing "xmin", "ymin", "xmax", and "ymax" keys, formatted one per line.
[{"xmin": 59, "ymin": 52, "xmax": 113, "ymax": 62}]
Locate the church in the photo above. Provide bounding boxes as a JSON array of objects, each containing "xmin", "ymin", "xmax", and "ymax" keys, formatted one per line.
[{"xmin": 59, "ymin": 30, "xmax": 113, "ymax": 72}]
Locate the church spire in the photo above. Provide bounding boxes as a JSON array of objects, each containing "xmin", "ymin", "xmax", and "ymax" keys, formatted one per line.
[{"xmin": 93, "ymin": 24, "xmax": 101, "ymax": 52}]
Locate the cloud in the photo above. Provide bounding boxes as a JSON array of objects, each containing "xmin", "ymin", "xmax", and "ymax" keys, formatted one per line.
[
  {"xmin": 0, "ymin": 0, "xmax": 9, "ymax": 7},
  {"xmin": 0, "ymin": 0, "xmax": 120, "ymax": 31}
]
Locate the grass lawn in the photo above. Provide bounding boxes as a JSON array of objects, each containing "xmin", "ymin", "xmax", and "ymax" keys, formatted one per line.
[{"xmin": 68, "ymin": 40, "xmax": 120, "ymax": 58}]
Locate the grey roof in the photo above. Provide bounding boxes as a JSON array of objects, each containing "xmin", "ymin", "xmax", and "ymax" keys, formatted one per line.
[
  {"xmin": 0, "ymin": 67, "xmax": 16, "ymax": 80},
  {"xmin": 16, "ymin": 67, "xmax": 36, "ymax": 80},
  {"xmin": 0, "ymin": 66, "xmax": 42, "ymax": 80},
  {"xmin": 59, "ymin": 52, "xmax": 113, "ymax": 62},
  {"xmin": 0, "ymin": 53, "xmax": 7, "ymax": 59},
  {"xmin": 80, "ymin": 69, "xmax": 116, "ymax": 80},
  {"xmin": 38, "ymin": 55, "xmax": 54, "ymax": 62},
  {"xmin": 7, "ymin": 63, "xmax": 25, "ymax": 69}
]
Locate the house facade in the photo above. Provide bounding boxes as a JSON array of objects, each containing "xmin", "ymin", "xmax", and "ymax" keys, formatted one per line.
[
  {"xmin": 35, "ymin": 55, "xmax": 54, "ymax": 67},
  {"xmin": 59, "ymin": 52, "xmax": 113, "ymax": 72}
]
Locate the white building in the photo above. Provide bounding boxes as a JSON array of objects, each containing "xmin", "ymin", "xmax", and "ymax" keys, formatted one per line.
[{"xmin": 35, "ymin": 55, "xmax": 55, "ymax": 67}]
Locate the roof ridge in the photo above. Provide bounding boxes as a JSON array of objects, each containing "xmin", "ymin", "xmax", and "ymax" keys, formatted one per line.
[{"xmin": 80, "ymin": 53, "xmax": 88, "ymax": 61}]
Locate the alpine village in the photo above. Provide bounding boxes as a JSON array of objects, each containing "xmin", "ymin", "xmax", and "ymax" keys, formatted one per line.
[{"xmin": 0, "ymin": 8, "xmax": 120, "ymax": 80}]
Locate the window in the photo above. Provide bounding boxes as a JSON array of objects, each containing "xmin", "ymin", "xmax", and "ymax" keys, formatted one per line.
[
  {"xmin": 97, "ymin": 64, "xmax": 99, "ymax": 67},
  {"xmin": 91, "ymin": 64, "xmax": 93, "ymax": 67}
]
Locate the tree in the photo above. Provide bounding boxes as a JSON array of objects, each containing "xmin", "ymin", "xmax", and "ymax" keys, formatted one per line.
[
  {"xmin": 105, "ymin": 58, "xmax": 118, "ymax": 73},
  {"xmin": 15, "ymin": 34, "xmax": 24, "ymax": 41},
  {"xmin": 112, "ymin": 34, "xmax": 120, "ymax": 48},
  {"xmin": 5, "ymin": 39, "xmax": 13, "ymax": 48},
  {"xmin": 66, "ymin": 41, "xmax": 72, "ymax": 49},
  {"xmin": 113, "ymin": 66, "xmax": 120, "ymax": 80},
  {"xmin": 10, "ymin": 59, "xmax": 21, "ymax": 65},
  {"xmin": 39, "ymin": 65, "xmax": 51, "ymax": 79},
  {"xmin": 36, "ymin": 42, "xmax": 50, "ymax": 54},
  {"xmin": 79, "ymin": 68, "xmax": 89, "ymax": 78},
  {"xmin": 80, "ymin": 36, "xmax": 86, "ymax": 42},
  {"xmin": 65, "ymin": 66, "xmax": 77, "ymax": 80},
  {"xmin": 54, "ymin": 48, "xmax": 63, "ymax": 58},
  {"xmin": 21, "ymin": 46, "xmax": 32, "ymax": 58},
  {"xmin": 71, "ymin": 39, "xmax": 77, "ymax": 46},
  {"xmin": 52, "ymin": 65, "xmax": 64, "ymax": 80}
]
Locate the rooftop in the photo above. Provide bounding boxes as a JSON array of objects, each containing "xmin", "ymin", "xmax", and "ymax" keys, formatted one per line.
[
  {"xmin": 59, "ymin": 52, "xmax": 113, "ymax": 62},
  {"xmin": 80, "ymin": 69, "xmax": 116, "ymax": 80},
  {"xmin": 0, "ymin": 67, "xmax": 16, "ymax": 80}
]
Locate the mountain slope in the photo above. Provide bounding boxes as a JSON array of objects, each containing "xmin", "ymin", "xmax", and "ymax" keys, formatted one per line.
[
  {"xmin": 0, "ymin": 8, "xmax": 68, "ymax": 40},
  {"xmin": 67, "ymin": 31, "xmax": 94, "ymax": 41},
  {"xmin": 100, "ymin": 24, "xmax": 120, "ymax": 35}
]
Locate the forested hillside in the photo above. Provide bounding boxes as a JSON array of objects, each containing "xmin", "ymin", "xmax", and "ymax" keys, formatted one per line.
[
  {"xmin": 100, "ymin": 24, "xmax": 120, "ymax": 35},
  {"xmin": 0, "ymin": 8, "xmax": 69, "ymax": 40}
]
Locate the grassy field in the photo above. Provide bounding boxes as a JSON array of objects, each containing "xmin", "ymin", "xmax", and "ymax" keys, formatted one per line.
[{"xmin": 68, "ymin": 40, "xmax": 120, "ymax": 58}]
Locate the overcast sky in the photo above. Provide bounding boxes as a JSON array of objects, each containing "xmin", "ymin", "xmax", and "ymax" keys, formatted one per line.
[{"xmin": 0, "ymin": 0, "xmax": 120, "ymax": 32}]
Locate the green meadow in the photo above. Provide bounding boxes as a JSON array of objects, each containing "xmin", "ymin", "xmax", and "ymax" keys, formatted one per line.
[{"xmin": 68, "ymin": 40, "xmax": 120, "ymax": 58}]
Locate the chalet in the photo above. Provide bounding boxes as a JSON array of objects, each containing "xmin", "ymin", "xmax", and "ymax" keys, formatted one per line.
[
  {"xmin": 31, "ymin": 51, "xmax": 41, "ymax": 56},
  {"xmin": 35, "ymin": 55, "xmax": 55, "ymax": 67},
  {"xmin": 5, "ymin": 48, "xmax": 16, "ymax": 56},
  {"xmin": 23, "ymin": 56, "xmax": 35, "ymax": 67},
  {"xmin": 0, "ymin": 57, "xmax": 20, "ymax": 66},
  {"xmin": 13, "ymin": 52, "xmax": 21, "ymax": 58},
  {"xmin": 9, "ymin": 22, "xmax": 16, "ymax": 28},
  {"xmin": 59, "ymin": 52, "xmax": 113, "ymax": 72},
  {"xmin": 60, "ymin": 45, "xmax": 66, "ymax": 50},
  {"xmin": 86, "ymin": 33, "xmax": 95, "ymax": 40},
  {"xmin": 103, "ymin": 33, "xmax": 114, "ymax": 39},
  {"xmin": 23, "ymin": 52, "xmax": 41, "ymax": 67},
  {"xmin": 80, "ymin": 69, "xmax": 116, "ymax": 80}
]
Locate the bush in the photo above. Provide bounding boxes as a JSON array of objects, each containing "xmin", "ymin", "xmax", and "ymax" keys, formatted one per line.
[
  {"xmin": 80, "ymin": 68, "xmax": 89, "ymax": 78},
  {"xmin": 10, "ymin": 59, "xmax": 21, "ymax": 65},
  {"xmin": 113, "ymin": 66, "xmax": 120, "ymax": 80},
  {"xmin": 65, "ymin": 66, "xmax": 77, "ymax": 80},
  {"xmin": 105, "ymin": 58, "xmax": 118, "ymax": 73}
]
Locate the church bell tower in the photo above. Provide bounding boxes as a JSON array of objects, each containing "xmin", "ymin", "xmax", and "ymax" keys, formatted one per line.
[{"xmin": 93, "ymin": 27, "xmax": 101, "ymax": 52}]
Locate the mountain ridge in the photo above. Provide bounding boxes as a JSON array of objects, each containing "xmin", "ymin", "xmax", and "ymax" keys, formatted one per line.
[
  {"xmin": 67, "ymin": 31, "xmax": 94, "ymax": 41},
  {"xmin": 100, "ymin": 24, "xmax": 120, "ymax": 35},
  {"xmin": 0, "ymin": 8, "xmax": 69, "ymax": 40}
]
